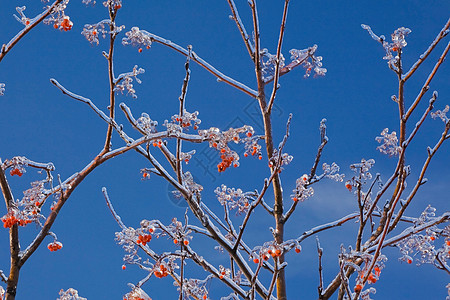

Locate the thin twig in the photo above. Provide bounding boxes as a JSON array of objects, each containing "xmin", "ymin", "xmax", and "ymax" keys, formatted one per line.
[
  {"xmin": 226, "ymin": 0, "xmax": 254, "ymax": 58},
  {"xmin": 267, "ymin": 0, "xmax": 290, "ymax": 114}
]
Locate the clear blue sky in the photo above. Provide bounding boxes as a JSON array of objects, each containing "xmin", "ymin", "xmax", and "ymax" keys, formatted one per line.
[{"xmin": 1, "ymin": 1, "xmax": 449, "ymax": 299}]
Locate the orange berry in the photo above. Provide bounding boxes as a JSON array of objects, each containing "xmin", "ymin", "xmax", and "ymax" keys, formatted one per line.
[
  {"xmin": 173, "ymin": 239, "xmax": 178, "ymax": 244},
  {"xmin": 54, "ymin": 23, "xmax": 58, "ymax": 29},
  {"xmin": 345, "ymin": 183, "xmax": 352, "ymax": 191},
  {"xmin": 262, "ymin": 255, "xmax": 269, "ymax": 261},
  {"xmin": 295, "ymin": 247, "xmax": 301, "ymax": 253},
  {"xmin": 203, "ymin": 295, "xmax": 207, "ymax": 300},
  {"xmin": 184, "ymin": 240, "xmax": 189, "ymax": 246},
  {"xmin": 446, "ymin": 240, "xmax": 450, "ymax": 246},
  {"xmin": 275, "ymin": 249, "xmax": 281, "ymax": 256},
  {"xmin": 138, "ymin": 48, "xmax": 143, "ymax": 53},
  {"xmin": 244, "ymin": 153, "xmax": 248, "ymax": 157},
  {"xmin": 220, "ymin": 149, "xmax": 226, "ymax": 153},
  {"xmin": 253, "ymin": 258, "xmax": 259, "ymax": 264},
  {"xmin": 25, "ymin": 20, "xmax": 30, "ymax": 25},
  {"xmin": 407, "ymin": 259, "xmax": 412, "ymax": 264},
  {"xmin": 354, "ymin": 284, "xmax": 362, "ymax": 292},
  {"xmin": 122, "ymin": 265, "xmax": 126, "ymax": 270},
  {"xmin": 430, "ymin": 236, "xmax": 435, "ymax": 241},
  {"xmin": 247, "ymin": 132, "xmax": 252, "ymax": 137},
  {"xmin": 212, "ymin": 142, "xmax": 217, "ymax": 148},
  {"xmin": 219, "ymin": 275, "xmax": 224, "ymax": 279},
  {"xmin": 258, "ymin": 155, "xmax": 262, "ymax": 160},
  {"xmin": 293, "ymin": 197, "xmax": 298, "ymax": 202},
  {"xmin": 146, "ymin": 45, "xmax": 150, "ymax": 50},
  {"xmin": 115, "ymin": 4, "xmax": 122, "ymax": 9}
]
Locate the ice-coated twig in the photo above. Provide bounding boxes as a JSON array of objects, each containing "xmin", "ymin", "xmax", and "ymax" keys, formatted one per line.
[
  {"xmin": 316, "ymin": 237, "xmax": 324, "ymax": 297},
  {"xmin": 234, "ymin": 115, "xmax": 292, "ymax": 251},
  {"xmin": 404, "ymin": 92, "xmax": 437, "ymax": 148},
  {"xmin": 50, "ymin": 78, "xmax": 112, "ymax": 125},
  {"xmin": 0, "ymin": 270, "xmax": 7, "ymax": 284},
  {"xmin": 389, "ymin": 121, "xmax": 450, "ymax": 232},
  {"xmin": 367, "ymin": 211, "xmax": 450, "ymax": 253},
  {"xmin": 227, "ymin": 0, "xmax": 255, "ymax": 57},
  {"xmin": 0, "ymin": 0, "xmax": 63, "ymax": 63},
  {"xmin": 122, "ymin": 28, "xmax": 257, "ymax": 98},
  {"xmin": 354, "ymin": 179, "xmax": 405, "ymax": 299},
  {"xmin": 102, "ymin": 187, "xmax": 126, "ymax": 230},
  {"xmin": 176, "ymin": 46, "xmax": 192, "ymax": 186},
  {"xmin": 404, "ymin": 41, "xmax": 450, "ymax": 121},
  {"xmin": 248, "ymin": 0, "xmax": 262, "ymax": 91},
  {"xmin": 266, "ymin": 259, "xmax": 279, "ymax": 299},
  {"xmin": 403, "ymin": 18, "xmax": 450, "ymax": 81},
  {"xmin": 0, "ymin": 159, "xmax": 20, "ymax": 279},
  {"xmin": 266, "ymin": 0, "xmax": 290, "ymax": 114},
  {"xmin": 310, "ymin": 119, "xmax": 329, "ymax": 182}
]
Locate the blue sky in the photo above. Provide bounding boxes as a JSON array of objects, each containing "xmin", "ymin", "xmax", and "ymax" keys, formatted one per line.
[{"xmin": 1, "ymin": 1, "xmax": 449, "ymax": 299}]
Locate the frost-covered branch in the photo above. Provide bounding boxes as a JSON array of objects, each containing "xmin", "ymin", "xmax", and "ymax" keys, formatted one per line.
[{"xmin": 122, "ymin": 27, "xmax": 258, "ymax": 98}]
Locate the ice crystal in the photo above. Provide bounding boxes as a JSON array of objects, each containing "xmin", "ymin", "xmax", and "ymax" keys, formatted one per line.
[
  {"xmin": 362, "ymin": 24, "xmax": 411, "ymax": 71},
  {"xmin": 289, "ymin": 45, "xmax": 327, "ymax": 77},
  {"xmin": 57, "ymin": 288, "xmax": 87, "ymax": 300},
  {"xmin": 82, "ymin": 20, "xmax": 112, "ymax": 45},
  {"xmin": 13, "ymin": 6, "xmax": 31, "ymax": 27},
  {"xmin": 291, "ymin": 174, "xmax": 314, "ymax": 202},
  {"xmin": 122, "ymin": 27, "xmax": 152, "ymax": 49},
  {"xmin": 177, "ymin": 276, "xmax": 211, "ymax": 300},
  {"xmin": 431, "ymin": 105, "xmax": 449, "ymax": 123},
  {"xmin": 114, "ymin": 66, "xmax": 145, "ymax": 99},
  {"xmin": 103, "ymin": 0, "xmax": 122, "ymax": 9},
  {"xmin": 171, "ymin": 110, "xmax": 201, "ymax": 131},
  {"xmin": 375, "ymin": 128, "xmax": 401, "ymax": 156},
  {"xmin": 0, "ymin": 83, "xmax": 4, "ymax": 96},
  {"xmin": 350, "ymin": 159, "xmax": 375, "ymax": 183},
  {"xmin": 136, "ymin": 113, "xmax": 158, "ymax": 134},
  {"xmin": 82, "ymin": 0, "xmax": 96, "ymax": 5},
  {"xmin": 214, "ymin": 184, "xmax": 250, "ymax": 214},
  {"xmin": 261, "ymin": 48, "xmax": 285, "ymax": 79},
  {"xmin": 323, "ymin": 162, "xmax": 345, "ymax": 182},
  {"xmin": 269, "ymin": 149, "xmax": 293, "ymax": 170},
  {"xmin": 124, "ymin": 285, "xmax": 152, "ymax": 300}
]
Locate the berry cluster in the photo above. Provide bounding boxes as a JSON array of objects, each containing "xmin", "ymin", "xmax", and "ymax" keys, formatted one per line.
[
  {"xmin": 153, "ymin": 263, "xmax": 169, "ymax": 278},
  {"xmin": 48, "ymin": 241, "xmax": 63, "ymax": 252},
  {"xmin": 2, "ymin": 213, "xmax": 32, "ymax": 228},
  {"xmin": 136, "ymin": 234, "xmax": 152, "ymax": 246},
  {"xmin": 9, "ymin": 168, "xmax": 23, "ymax": 176}
]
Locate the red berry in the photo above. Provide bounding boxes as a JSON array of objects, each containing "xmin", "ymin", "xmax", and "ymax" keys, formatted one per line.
[{"xmin": 122, "ymin": 265, "xmax": 126, "ymax": 270}]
